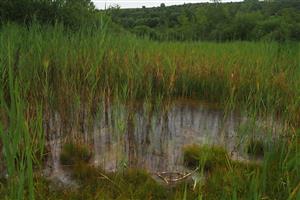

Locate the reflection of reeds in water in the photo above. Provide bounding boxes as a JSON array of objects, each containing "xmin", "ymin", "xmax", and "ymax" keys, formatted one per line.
[{"xmin": 47, "ymin": 100, "xmax": 286, "ymax": 174}]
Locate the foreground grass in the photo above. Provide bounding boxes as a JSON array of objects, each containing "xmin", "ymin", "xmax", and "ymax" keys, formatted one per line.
[
  {"xmin": 1, "ymin": 141, "xmax": 298, "ymax": 200},
  {"xmin": 183, "ymin": 143, "xmax": 300, "ymax": 199},
  {"xmin": 0, "ymin": 22, "xmax": 299, "ymax": 199}
]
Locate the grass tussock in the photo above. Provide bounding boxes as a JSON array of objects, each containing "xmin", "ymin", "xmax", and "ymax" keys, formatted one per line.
[
  {"xmin": 183, "ymin": 144, "xmax": 229, "ymax": 171},
  {"xmin": 60, "ymin": 142, "xmax": 92, "ymax": 166}
]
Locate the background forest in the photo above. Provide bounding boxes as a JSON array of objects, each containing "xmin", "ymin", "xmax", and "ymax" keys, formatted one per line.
[
  {"xmin": 111, "ymin": 0, "xmax": 300, "ymax": 41},
  {"xmin": 1, "ymin": 0, "xmax": 300, "ymax": 41}
]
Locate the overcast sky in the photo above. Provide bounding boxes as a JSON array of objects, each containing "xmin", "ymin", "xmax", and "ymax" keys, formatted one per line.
[{"xmin": 92, "ymin": 0, "xmax": 242, "ymax": 9}]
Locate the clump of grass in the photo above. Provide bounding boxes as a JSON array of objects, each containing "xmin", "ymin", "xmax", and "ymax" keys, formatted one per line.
[
  {"xmin": 183, "ymin": 144, "xmax": 229, "ymax": 171},
  {"xmin": 71, "ymin": 162, "xmax": 100, "ymax": 183},
  {"xmin": 202, "ymin": 160, "xmax": 262, "ymax": 199},
  {"xmin": 60, "ymin": 142, "xmax": 92, "ymax": 166},
  {"xmin": 59, "ymin": 142, "xmax": 103, "ymax": 184},
  {"xmin": 118, "ymin": 169, "xmax": 168, "ymax": 199},
  {"xmin": 246, "ymin": 138, "xmax": 265, "ymax": 157}
]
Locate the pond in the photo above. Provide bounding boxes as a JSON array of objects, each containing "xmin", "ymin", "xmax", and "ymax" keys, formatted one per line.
[{"xmin": 44, "ymin": 99, "xmax": 282, "ymax": 181}]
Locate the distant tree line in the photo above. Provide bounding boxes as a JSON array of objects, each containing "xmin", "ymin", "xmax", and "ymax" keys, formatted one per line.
[
  {"xmin": 0, "ymin": 0, "xmax": 100, "ymax": 28},
  {"xmin": 110, "ymin": 0, "xmax": 300, "ymax": 41}
]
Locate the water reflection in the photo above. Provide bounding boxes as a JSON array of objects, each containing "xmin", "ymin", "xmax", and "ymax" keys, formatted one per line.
[{"xmin": 46, "ymin": 100, "xmax": 281, "ymax": 175}]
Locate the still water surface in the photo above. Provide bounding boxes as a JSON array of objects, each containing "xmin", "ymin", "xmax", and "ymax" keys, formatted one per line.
[{"xmin": 45, "ymin": 100, "xmax": 280, "ymax": 177}]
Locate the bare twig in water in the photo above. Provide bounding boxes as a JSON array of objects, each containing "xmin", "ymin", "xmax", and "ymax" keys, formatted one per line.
[
  {"xmin": 155, "ymin": 167, "xmax": 199, "ymax": 184},
  {"xmin": 156, "ymin": 172, "xmax": 169, "ymax": 184}
]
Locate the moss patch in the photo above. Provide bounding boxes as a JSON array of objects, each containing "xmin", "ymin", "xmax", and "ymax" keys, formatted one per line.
[
  {"xmin": 60, "ymin": 142, "xmax": 92, "ymax": 166},
  {"xmin": 183, "ymin": 144, "xmax": 229, "ymax": 171}
]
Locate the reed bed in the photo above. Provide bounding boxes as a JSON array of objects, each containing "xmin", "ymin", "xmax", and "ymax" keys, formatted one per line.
[{"xmin": 1, "ymin": 23, "xmax": 299, "ymax": 122}]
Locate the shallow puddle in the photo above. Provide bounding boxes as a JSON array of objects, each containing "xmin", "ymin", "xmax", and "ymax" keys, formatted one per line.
[{"xmin": 45, "ymin": 100, "xmax": 282, "ymax": 178}]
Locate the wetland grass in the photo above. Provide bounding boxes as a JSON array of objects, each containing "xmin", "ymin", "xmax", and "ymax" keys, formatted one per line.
[
  {"xmin": 0, "ymin": 22, "xmax": 299, "ymax": 199},
  {"xmin": 1, "ymin": 23, "xmax": 299, "ymax": 121}
]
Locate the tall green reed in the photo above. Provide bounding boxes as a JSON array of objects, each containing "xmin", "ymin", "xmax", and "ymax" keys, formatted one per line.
[{"xmin": 0, "ymin": 24, "xmax": 44, "ymax": 200}]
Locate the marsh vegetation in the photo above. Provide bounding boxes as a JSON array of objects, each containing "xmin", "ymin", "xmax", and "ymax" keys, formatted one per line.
[{"xmin": 0, "ymin": 0, "xmax": 300, "ymax": 199}]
